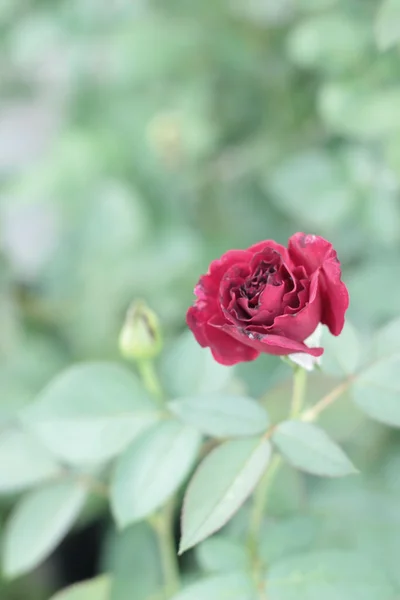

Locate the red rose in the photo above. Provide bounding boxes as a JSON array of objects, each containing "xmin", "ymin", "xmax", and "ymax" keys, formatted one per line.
[{"xmin": 187, "ymin": 233, "xmax": 349, "ymax": 366}]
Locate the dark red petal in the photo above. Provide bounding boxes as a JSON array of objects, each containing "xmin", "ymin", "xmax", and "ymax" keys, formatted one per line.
[
  {"xmin": 258, "ymin": 282, "xmax": 286, "ymax": 315},
  {"xmin": 187, "ymin": 306, "xmax": 259, "ymax": 365},
  {"xmin": 220, "ymin": 263, "xmax": 252, "ymax": 309},
  {"xmin": 217, "ymin": 323, "xmax": 324, "ymax": 357},
  {"xmin": 283, "ymin": 283, "xmax": 309, "ymax": 315},
  {"xmin": 236, "ymin": 301, "xmax": 276, "ymax": 327},
  {"xmin": 249, "ymin": 246, "xmax": 283, "ymax": 272},
  {"xmin": 282, "ymin": 265, "xmax": 309, "ymax": 314},
  {"xmin": 272, "ymin": 272, "xmax": 321, "ymax": 341},
  {"xmin": 320, "ymin": 259, "xmax": 349, "ymax": 335},
  {"xmin": 207, "ymin": 326, "xmax": 259, "ymax": 365},
  {"xmin": 288, "ymin": 233, "xmax": 333, "ymax": 274},
  {"xmin": 195, "ymin": 250, "xmax": 253, "ymax": 299},
  {"xmin": 288, "ymin": 233, "xmax": 349, "ymax": 336},
  {"xmin": 247, "ymin": 239, "xmax": 291, "ymax": 264},
  {"xmin": 186, "ymin": 305, "xmax": 211, "ymax": 348}
]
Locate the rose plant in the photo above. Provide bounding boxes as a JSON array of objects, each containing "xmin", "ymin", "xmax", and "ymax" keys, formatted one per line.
[{"xmin": 2, "ymin": 233, "xmax": 400, "ymax": 600}]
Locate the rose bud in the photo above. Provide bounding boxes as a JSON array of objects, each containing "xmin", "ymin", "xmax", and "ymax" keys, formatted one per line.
[
  {"xmin": 119, "ymin": 300, "xmax": 162, "ymax": 361},
  {"xmin": 187, "ymin": 233, "xmax": 349, "ymax": 366}
]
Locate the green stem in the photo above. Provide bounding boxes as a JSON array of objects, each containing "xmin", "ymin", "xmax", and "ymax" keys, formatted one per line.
[
  {"xmin": 249, "ymin": 369, "xmax": 308, "ymax": 545},
  {"xmin": 137, "ymin": 359, "xmax": 164, "ymax": 405},
  {"xmin": 290, "ymin": 366, "xmax": 307, "ymax": 419},
  {"xmin": 153, "ymin": 500, "xmax": 180, "ymax": 599},
  {"xmin": 247, "ymin": 454, "xmax": 281, "ymax": 599},
  {"xmin": 137, "ymin": 363, "xmax": 179, "ymax": 597},
  {"xmin": 248, "ymin": 366, "xmax": 308, "ymax": 597},
  {"xmin": 248, "ymin": 454, "xmax": 282, "ymax": 556}
]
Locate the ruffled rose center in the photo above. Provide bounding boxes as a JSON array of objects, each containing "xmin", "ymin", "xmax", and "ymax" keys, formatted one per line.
[{"xmin": 220, "ymin": 247, "xmax": 310, "ymax": 328}]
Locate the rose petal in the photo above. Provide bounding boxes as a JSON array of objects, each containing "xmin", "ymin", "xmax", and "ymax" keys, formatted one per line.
[
  {"xmin": 249, "ymin": 246, "xmax": 283, "ymax": 271},
  {"xmin": 288, "ymin": 233, "xmax": 330, "ymax": 273},
  {"xmin": 195, "ymin": 250, "xmax": 253, "ymax": 299},
  {"xmin": 288, "ymin": 233, "xmax": 349, "ymax": 335},
  {"xmin": 207, "ymin": 326, "xmax": 259, "ymax": 365},
  {"xmin": 220, "ymin": 263, "xmax": 251, "ymax": 309},
  {"xmin": 186, "ymin": 304, "xmax": 212, "ymax": 348},
  {"xmin": 236, "ymin": 299, "xmax": 276, "ymax": 326},
  {"xmin": 271, "ymin": 272, "xmax": 321, "ymax": 341},
  {"xmin": 216, "ymin": 323, "xmax": 324, "ymax": 357},
  {"xmin": 321, "ymin": 259, "xmax": 349, "ymax": 335},
  {"xmin": 247, "ymin": 239, "xmax": 291, "ymax": 264},
  {"xmin": 188, "ymin": 307, "xmax": 259, "ymax": 365},
  {"xmin": 189, "ymin": 251, "xmax": 253, "ymax": 347},
  {"xmin": 257, "ymin": 281, "xmax": 286, "ymax": 315},
  {"xmin": 283, "ymin": 280, "xmax": 309, "ymax": 314}
]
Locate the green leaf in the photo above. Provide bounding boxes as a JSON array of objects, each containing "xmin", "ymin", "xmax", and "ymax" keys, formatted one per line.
[
  {"xmin": 346, "ymin": 258, "xmax": 400, "ymax": 328},
  {"xmin": 267, "ymin": 150, "xmax": 354, "ymax": 228},
  {"xmin": 103, "ymin": 522, "xmax": 163, "ymax": 600},
  {"xmin": 260, "ymin": 516, "xmax": 319, "ymax": 564},
  {"xmin": 375, "ymin": 316, "xmax": 400, "ymax": 356},
  {"xmin": 3, "ymin": 481, "xmax": 87, "ymax": 578},
  {"xmin": 266, "ymin": 550, "xmax": 395, "ymax": 600},
  {"xmin": 308, "ymin": 479, "xmax": 400, "ymax": 589},
  {"xmin": 160, "ymin": 331, "xmax": 233, "ymax": 398},
  {"xmin": 0, "ymin": 428, "xmax": 60, "ymax": 494},
  {"xmin": 352, "ymin": 355, "xmax": 400, "ymax": 427},
  {"xmin": 196, "ymin": 536, "xmax": 249, "ymax": 573},
  {"xmin": 297, "ymin": 0, "xmax": 338, "ymax": 9},
  {"xmin": 319, "ymin": 84, "xmax": 400, "ymax": 140},
  {"xmin": 375, "ymin": 0, "xmax": 400, "ymax": 50},
  {"xmin": 321, "ymin": 322, "xmax": 361, "ymax": 377},
  {"xmin": 362, "ymin": 185, "xmax": 400, "ymax": 248},
  {"xmin": 111, "ymin": 419, "xmax": 202, "ymax": 527},
  {"xmin": 272, "ymin": 421, "xmax": 357, "ymax": 477},
  {"xmin": 49, "ymin": 576, "xmax": 111, "ymax": 600},
  {"xmin": 287, "ymin": 14, "xmax": 371, "ymax": 73},
  {"xmin": 171, "ymin": 572, "xmax": 255, "ymax": 600},
  {"xmin": 168, "ymin": 395, "xmax": 269, "ymax": 438},
  {"xmin": 20, "ymin": 363, "xmax": 160, "ymax": 465},
  {"xmin": 180, "ymin": 437, "xmax": 272, "ymax": 553}
]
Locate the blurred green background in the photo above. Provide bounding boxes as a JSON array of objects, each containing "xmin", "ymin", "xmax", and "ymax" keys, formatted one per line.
[{"xmin": 1, "ymin": 0, "xmax": 400, "ymax": 598}]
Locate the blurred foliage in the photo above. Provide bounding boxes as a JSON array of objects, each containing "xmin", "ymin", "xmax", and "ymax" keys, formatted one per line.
[{"xmin": 1, "ymin": 0, "xmax": 400, "ymax": 598}]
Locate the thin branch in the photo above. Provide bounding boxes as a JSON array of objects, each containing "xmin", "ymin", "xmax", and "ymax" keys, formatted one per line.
[
  {"xmin": 301, "ymin": 377, "xmax": 353, "ymax": 423},
  {"xmin": 54, "ymin": 469, "xmax": 109, "ymax": 499},
  {"xmin": 74, "ymin": 474, "xmax": 109, "ymax": 498}
]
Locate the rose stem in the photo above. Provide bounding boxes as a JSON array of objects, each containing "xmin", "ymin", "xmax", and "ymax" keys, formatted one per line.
[
  {"xmin": 247, "ymin": 366, "xmax": 308, "ymax": 597},
  {"xmin": 138, "ymin": 359, "xmax": 180, "ymax": 597},
  {"xmin": 247, "ymin": 453, "xmax": 282, "ymax": 553},
  {"xmin": 137, "ymin": 359, "xmax": 164, "ymax": 405},
  {"xmin": 290, "ymin": 365, "xmax": 308, "ymax": 419},
  {"xmin": 248, "ymin": 373, "xmax": 350, "ymax": 567},
  {"xmin": 149, "ymin": 499, "xmax": 180, "ymax": 599}
]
